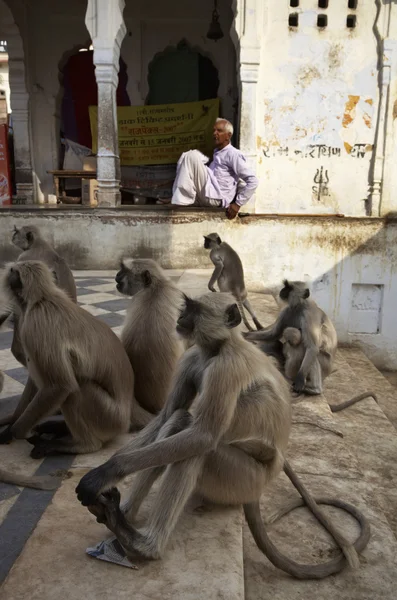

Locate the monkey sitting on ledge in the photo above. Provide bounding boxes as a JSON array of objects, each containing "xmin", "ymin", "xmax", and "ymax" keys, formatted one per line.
[{"xmin": 76, "ymin": 292, "xmax": 370, "ymax": 579}]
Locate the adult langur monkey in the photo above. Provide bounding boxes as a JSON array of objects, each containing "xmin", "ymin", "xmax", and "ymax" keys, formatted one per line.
[
  {"xmin": 0, "ymin": 284, "xmax": 60, "ymax": 490},
  {"xmin": 245, "ymin": 280, "xmax": 337, "ymax": 395},
  {"xmin": 115, "ymin": 258, "xmax": 184, "ymax": 414},
  {"xmin": 76, "ymin": 293, "xmax": 370, "ymax": 579},
  {"xmin": 0, "ymin": 260, "xmax": 152, "ymax": 457},
  {"xmin": 0, "ymin": 225, "xmax": 77, "ymax": 428},
  {"xmin": 204, "ymin": 232, "xmax": 263, "ymax": 331}
]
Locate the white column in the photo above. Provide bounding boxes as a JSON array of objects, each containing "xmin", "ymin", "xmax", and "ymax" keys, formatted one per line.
[
  {"xmin": 1, "ymin": 18, "xmax": 33, "ymax": 201},
  {"xmin": 232, "ymin": 0, "xmax": 264, "ymax": 212},
  {"xmin": 85, "ymin": 0, "xmax": 126, "ymax": 207}
]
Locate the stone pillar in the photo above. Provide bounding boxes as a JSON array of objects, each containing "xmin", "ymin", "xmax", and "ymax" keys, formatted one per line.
[
  {"xmin": 231, "ymin": 0, "xmax": 264, "ymax": 212},
  {"xmin": 1, "ymin": 15, "xmax": 33, "ymax": 202},
  {"xmin": 374, "ymin": 2, "xmax": 397, "ymax": 216},
  {"xmin": 85, "ymin": 0, "xmax": 126, "ymax": 207}
]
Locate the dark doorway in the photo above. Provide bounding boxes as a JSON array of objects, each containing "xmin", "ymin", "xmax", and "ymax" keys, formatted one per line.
[
  {"xmin": 146, "ymin": 39, "xmax": 219, "ymax": 105},
  {"xmin": 60, "ymin": 49, "xmax": 130, "ymax": 149}
]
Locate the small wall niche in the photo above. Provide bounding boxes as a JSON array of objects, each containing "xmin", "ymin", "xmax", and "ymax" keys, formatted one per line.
[
  {"xmin": 289, "ymin": 13, "xmax": 299, "ymax": 27},
  {"xmin": 318, "ymin": 0, "xmax": 329, "ymax": 8},
  {"xmin": 347, "ymin": 14, "xmax": 357, "ymax": 28},
  {"xmin": 317, "ymin": 14, "xmax": 328, "ymax": 28},
  {"xmin": 348, "ymin": 0, "xmax": 358, "ymax": 9},
  {"xmin": 348, "ymin": 284, "xmax": 384, "ymax": 334},
  {"xmin": 290, "ymin": 0, "xmax": 299, "ymax": 7}
]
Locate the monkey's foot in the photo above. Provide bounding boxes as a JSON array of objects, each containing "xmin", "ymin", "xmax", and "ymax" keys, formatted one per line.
[
  {"xmin": 91, "ymin": 489, "xmax": 152, "ymax": 560},
  {"xmin": 34, "ymin": 420, "xmax": 70, "ymax": 439},
  {"xmin": 292, "ymin": 373, "xmax": 306, "ymax": 394},
  {"xmin": 0, "ymin": 426, "xmax": 13, "ymax": 445},
  {"xmin": 28, "ymin": 438, "xmax": 58, "ymax": 459},
  {"xmin": 88, "ymin": 488, "xmax": 122, "ymax": 529}
]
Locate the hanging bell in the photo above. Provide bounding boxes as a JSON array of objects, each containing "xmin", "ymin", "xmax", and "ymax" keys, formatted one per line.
[{"xmin": 206, "ymin": 10, "xmax": 224, "ymax": 42}]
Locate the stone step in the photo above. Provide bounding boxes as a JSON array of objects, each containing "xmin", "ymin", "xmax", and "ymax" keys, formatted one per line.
[
  {"xmin": 243, "ymin": 348, "xmax": 397, "ymax": 600},
  {"xmin": 1, "ymin": 458, "xmax": 245, "ymax": 600}
]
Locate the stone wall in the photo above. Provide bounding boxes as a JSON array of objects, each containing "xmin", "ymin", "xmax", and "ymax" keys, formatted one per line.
[{"xmin": 1, "ymin": 208, "xmax": 396, "ymax": 369}]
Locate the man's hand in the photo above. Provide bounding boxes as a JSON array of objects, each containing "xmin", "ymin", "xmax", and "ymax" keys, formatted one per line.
[{"xmin": 226, "ymin": 202, "xmax": 240, "ymax": 220}]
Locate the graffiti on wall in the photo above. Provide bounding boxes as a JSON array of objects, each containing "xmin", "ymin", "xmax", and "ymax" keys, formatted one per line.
[
  {"xmin": 262, "ymin": 143, "xmax": 371, "ymax": 159},
  {"xmin": 312, "ymin": 166, "xmax": 329, "ymax": 202}
]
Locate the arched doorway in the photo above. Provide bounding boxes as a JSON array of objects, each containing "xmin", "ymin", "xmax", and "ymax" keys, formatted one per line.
[
  {"xmin": 60, "ymin": 48, "xmax": 131, "ymax": 150},
  {"xmin": 146, "ymin": 39, "xmax": 219, "ymax": 106}
]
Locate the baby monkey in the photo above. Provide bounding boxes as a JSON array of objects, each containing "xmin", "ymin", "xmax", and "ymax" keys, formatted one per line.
[
  {"xmin": 204, "ymin": 233, "xmax": 262, "ymax": 331},
  {"xmin": 245, "ymin": 279, "xmax": 337, "ymax": 395}
]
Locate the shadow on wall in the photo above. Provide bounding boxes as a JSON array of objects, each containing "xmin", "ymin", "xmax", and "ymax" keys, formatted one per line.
[{"xmin": 263, "ymin": 215, "xmax": 397, "ymax": 370}]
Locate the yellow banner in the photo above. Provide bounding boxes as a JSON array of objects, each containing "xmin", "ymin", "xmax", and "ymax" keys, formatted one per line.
[{"xmin": 89, "ymin": 98, "xmax": 219, "ymax": 166}]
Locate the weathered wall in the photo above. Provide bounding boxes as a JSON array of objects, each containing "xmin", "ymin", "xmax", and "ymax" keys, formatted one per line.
[
  {"xmin": 1, "ymin": 209, "xmax": 396, "ymax": 369},
  {"xmin": 255, "ymin": 0, "xmax": 379, "ymax": 215}
]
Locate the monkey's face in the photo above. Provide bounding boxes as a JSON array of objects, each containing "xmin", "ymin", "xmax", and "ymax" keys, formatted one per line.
[
  {"xmin": 177, "ymin": 294, "xmax": 242, "ymax": 344},
  {"xmin": 203, "ymin": 233, "xmax": 221, "ymax": 250},
  {"xmin": 176, "ymin": 298, "xmax": 199, "ymax": 340},
  {"xmin": 115, "ymin": 266, "xmax": 135, "ymax": 296},
  {"xmin": 115, "ymin": 264, "xmax": 150, "ymax": 297},
  {"xmin": 7, "ymin": 266, "xmax": 23, "ymax": 297},
  {"xmin": 12, "ymin": 228, "xmax": 29, "ymax": 251},
  {"xmin": 279, "ymin": 279, "xmax": 292, "ymax": 302}
]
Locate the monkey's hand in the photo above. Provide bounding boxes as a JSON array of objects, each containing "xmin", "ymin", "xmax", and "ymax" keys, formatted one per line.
[
  {"xmin": 0, "ymin": 425, "xmax": 13, "ymax": 445},
  {"xmin": 208, "ymin": 285, "xmax": 217, "ymax": 293},
  {"xmin": 76, "ymin": 465, "xmax": 108, "ymax": 507},
  {"xmin": 243, "ymin": 331, "xmax": 256, "ymax": 340},
  {"xmin": 292, "ymin": 372, "xmax": 306, "ymax": 394},
  {"xmin": 88, "ymin": 488, "xmax": 122, "ymax": 529},
  {"xmin": 28, "ymin": 438, "xmax": 56, "ymax": 459}
]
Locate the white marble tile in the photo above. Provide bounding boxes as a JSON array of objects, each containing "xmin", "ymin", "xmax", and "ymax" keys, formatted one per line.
[
  {"xmin": 0, "ymin": 349, "xmax": 21, "ymax": 371},
  {"xmin": 115, "ymin": 309, "xmax": 127, "ymax": 316},
  {"xmin": 73, "ymin": 270, "xmax": 116, "ymax": 278},
  {"xmin": 0, "ymin": 373, "xmax": 24, "ymax": 399},
  {"xmin": 111, "ymin": 326, "xmax": 123, "ymax": 337},
  {"xmin": 77, "ymin": 292, "xmax": 118, "ymax": 304},
  {"xmin": 79, "ymin": 304, "xmax": 109, "ymax": 316},
  {"xmin": 84, "ymin": 283, "xmax": 117, "ymax": 293}
]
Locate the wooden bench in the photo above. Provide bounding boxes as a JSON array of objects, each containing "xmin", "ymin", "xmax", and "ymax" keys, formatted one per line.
[{"xmin": 47, "ymin": 170, "xmax": 97, "ymax": 202}]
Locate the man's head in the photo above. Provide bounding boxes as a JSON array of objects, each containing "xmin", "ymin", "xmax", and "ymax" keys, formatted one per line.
[{"xmin": 213, "ymin": 118, "xmax": 233, "ymax": 150}]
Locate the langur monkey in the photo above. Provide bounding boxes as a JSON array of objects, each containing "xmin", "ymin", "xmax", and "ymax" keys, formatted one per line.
[
  {"xmin": 246, "ymin": 280, "xmax": 337, "ymax": 395},
  {"xmin": 0, "ymin": 284, "xmax": 60, "ymax": 490},
  {"xmin": 0, "ymin": 225, "xmax": 77, "ymax": 427},
  {"xmin": 0, "ymin": 260, "xmax": 152, "ymax": 458},
  {"xmin": 12, "ymin": 225, "xmax": 77, "ymax": 301},
  {"xmin": 204, "ymin": 233, "xmax": 263, "ymax": 331},
  {"xmin": 76, "ymin": 292, "xmax": 369, "ymax": 579},
  {"xmin": 115, "ymin": 258, "xmax": 184, "ymax": 414}
]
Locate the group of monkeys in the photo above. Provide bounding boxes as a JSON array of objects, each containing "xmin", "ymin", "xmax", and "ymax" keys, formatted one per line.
[{"xmin": 0, "ymin": 226, "xmax": 374, "ymax": 580}]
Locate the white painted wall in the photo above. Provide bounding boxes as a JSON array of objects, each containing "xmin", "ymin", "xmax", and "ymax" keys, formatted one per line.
[{"xmin": 255, "ymin": 0, "xmax": 379, "ymax": 216}]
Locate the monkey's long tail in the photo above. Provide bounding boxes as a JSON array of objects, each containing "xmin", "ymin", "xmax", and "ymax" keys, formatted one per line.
[
  {"xmin": 244, "ymin": 490, "xmax": 370, "ymax": 579},
  {"xmin": 329, "ymin": 391, "xmax": 378, "ymax": 413},
  {"xmin": 0, "ymin": 468, "xmax": 61, "ymax": 491},
  {"xmin": 244, "ymin": 459, "xmax": 370, "ymax": 579},
  {"xmin": 236, "ymin": 300, "xmax": 254, "ymax": 332}
]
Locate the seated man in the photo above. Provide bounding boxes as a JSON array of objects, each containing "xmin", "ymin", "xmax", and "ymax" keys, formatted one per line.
[{"xmin": 170, "ymin": 118, "xmax": 259, "ymax": 219}]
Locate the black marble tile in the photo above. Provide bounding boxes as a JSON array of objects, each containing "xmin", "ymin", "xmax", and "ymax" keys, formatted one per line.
[
  {"xmin": 3, "ymin": 367, "xmax": 28, "ymax": 385},
  {"xmin": 96, "ymin": 312, "xmax": 124, "ymax": 328},
  {"xmin": 94, "ymin": 298, "xmax": 129, "ymax": 312}
]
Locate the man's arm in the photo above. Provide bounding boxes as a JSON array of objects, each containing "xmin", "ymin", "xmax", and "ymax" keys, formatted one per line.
[{"xmin": 233, "ymin": 153, "xmax": 259, "ymax": 207}]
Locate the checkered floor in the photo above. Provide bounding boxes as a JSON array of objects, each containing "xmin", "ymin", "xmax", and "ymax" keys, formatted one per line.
[
  {"xmin": 0, "ymin": 271, "xmax": 191, "ymax": 582},
  {"xmin": 0, "ymin": 272, "xmax": 184, "ymax": 400}
]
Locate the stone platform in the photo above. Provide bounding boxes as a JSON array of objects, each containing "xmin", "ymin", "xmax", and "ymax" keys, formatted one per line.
[{"xmin": 0, "ymin": 270, "xmax": 397, "ymax": 599}]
